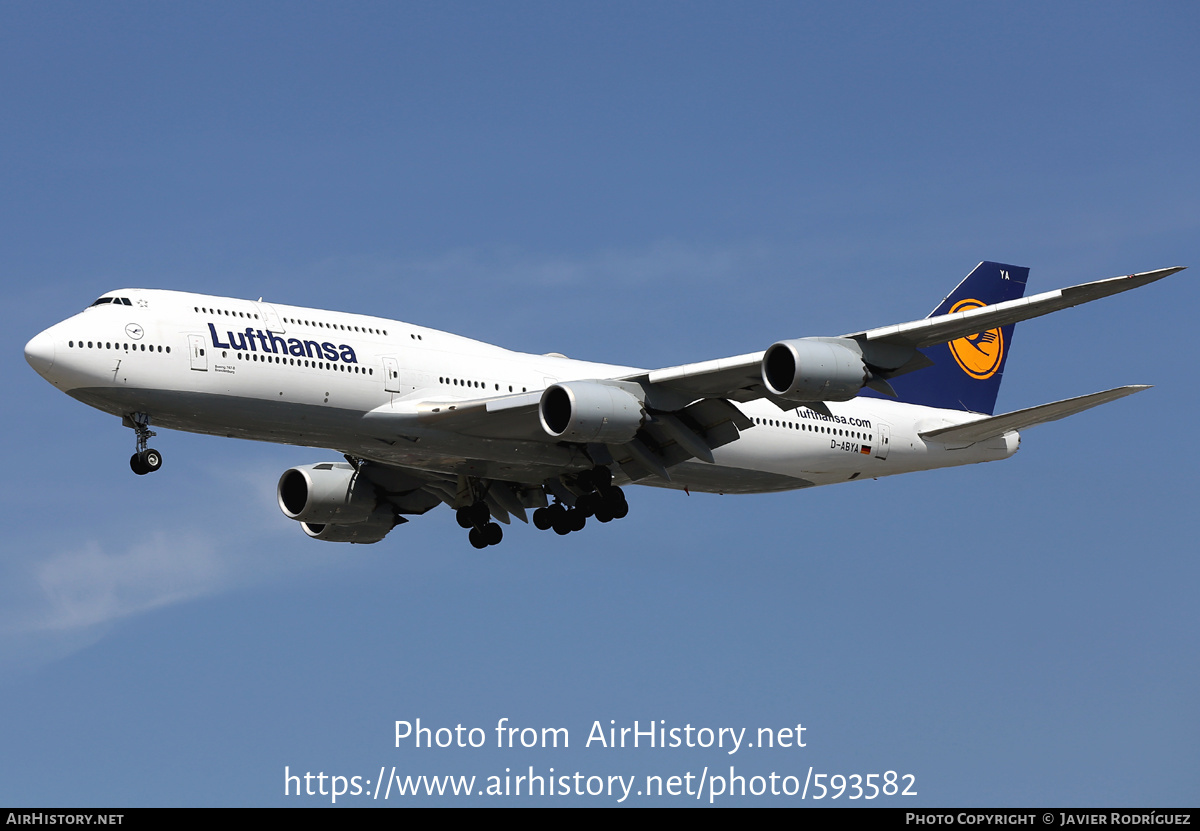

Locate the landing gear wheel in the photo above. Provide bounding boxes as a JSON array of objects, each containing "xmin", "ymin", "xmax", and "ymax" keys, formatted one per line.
[
  {"xmin": 576, "ymin": 493, "xmax": 599, "ymax": 517},
  {"xmin": 484, "ymin": 522, "xmax": 503, "ymax": 546},
  {"xmin": 130, "ymin": 449, "xmax": 162, "ymax": 475},
  {"xmin": 541, "ymin": 504, "xmax": 568, "ymax": 533},
  {"xmin": 471, "ymin": 502, "xmax": 491, "ymax": 528},
  {"xmin": 468, "ymin": 527, "xmax": 488, "ymax": 549},
  {"xmin": 584, "ymin": 466, "xmax": 613, "ymax": 492},
  {"xmin": 568, "ymin": 509, "xmax": 586, "ymax": 532},
  {"xmin": 606, "ymin": 487, "xmax": 628, "ymax": 519},
  {"xmin": 456, "ymin": 507, "xmax": 474, "ymax": 529},
  {"xmin": 142, "ymin": 449, "xmax": 162, "ymax": 473}
]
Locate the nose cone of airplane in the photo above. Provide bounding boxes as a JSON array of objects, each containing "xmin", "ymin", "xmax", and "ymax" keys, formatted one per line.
[{"xmin": 24, "ymin": 330, "xmax": 56, "ymax": 378}]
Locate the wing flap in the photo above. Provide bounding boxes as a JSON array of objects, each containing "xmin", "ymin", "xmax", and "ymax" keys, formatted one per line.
[{"xmin": 919, "ymin": 385, "xmax": 1150, "ymax": 444}]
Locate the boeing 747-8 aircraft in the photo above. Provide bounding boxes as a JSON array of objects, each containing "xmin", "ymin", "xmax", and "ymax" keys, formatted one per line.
[{"xmin": 24, "ymin": 262, "xmax": 1184, "ymax": 548}]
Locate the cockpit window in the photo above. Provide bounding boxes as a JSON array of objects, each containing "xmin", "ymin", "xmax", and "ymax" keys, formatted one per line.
[
  {"xmin": 88, "ymin": 296, "xmax": 133, "ymax": 307},
  {"xmin": 90, "ymin": 297, "xmax": 114, "ymax": 306}
]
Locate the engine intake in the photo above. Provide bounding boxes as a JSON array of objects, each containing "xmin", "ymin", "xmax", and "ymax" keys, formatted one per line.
[
  {"xmin": 762, "ymin": 338, "xmax": 868, "ymax": 402},
  {"xmin": 277, "ymin": 463, "xmax": 378, "ymax": 525},
  {"xmin": 539, "ymin": 381, "xmax": 646, "ymax": 444}
]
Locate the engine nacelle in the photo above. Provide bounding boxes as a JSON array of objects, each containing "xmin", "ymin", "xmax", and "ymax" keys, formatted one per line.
[
  {"xmin": 539, "ymin": 381, "xmax": 646, "ymax": 444},
  {"xmin": 277, "ymin": 463, "xmax": 378, "ymax": 525},
  {"xmin": 300, "ymin": 507, "xmax": 398, "ymax": 544},
  {"xmin": 761, "ymin": 338, "xmax": 868, "ymax": 402}
]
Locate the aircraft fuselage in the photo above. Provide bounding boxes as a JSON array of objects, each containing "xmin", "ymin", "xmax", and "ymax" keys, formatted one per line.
[{"xmin": 25, "ymin": 288, "xmax": 1016, "ymax": 495}]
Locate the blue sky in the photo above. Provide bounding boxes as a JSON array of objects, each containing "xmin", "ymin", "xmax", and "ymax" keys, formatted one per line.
[{"xmin": 2, "ymin": 2, "xmax": 1197, "ymax": 806}]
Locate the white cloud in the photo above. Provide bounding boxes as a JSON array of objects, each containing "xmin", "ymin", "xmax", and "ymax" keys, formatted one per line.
[{"xmin": 26, "ymin": 534, "xmax": 226, "ymax": 633}]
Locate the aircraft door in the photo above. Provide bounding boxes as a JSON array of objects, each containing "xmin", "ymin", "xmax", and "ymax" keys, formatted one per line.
[
  {"xmin": 254, "ymin": 301, "xmax": 284, "ymax": 333},
  {"xmin": 383, "ymin": 356, "xmax": 401, "ymax": 393},
  {"xmin": 188, "ymin": 335, "xmax": 208, "ymax": 371},
  {"xmin": 875, "ymin": 423, "xmax": 890, "ymax": 460}
]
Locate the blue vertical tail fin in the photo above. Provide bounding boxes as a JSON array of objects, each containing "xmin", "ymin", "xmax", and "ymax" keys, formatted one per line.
[{"xmin": 876, "ymin": 261, "xmax": 1029, "ymax": 415}]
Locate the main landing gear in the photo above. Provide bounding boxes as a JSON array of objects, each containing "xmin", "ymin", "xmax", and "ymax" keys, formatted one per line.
[
  {"xmin": 457, "ymin": 467, "xmax": 632, "ymax": 549},
  {"xmin": 127, "ymin": 412, "xmax": 163, "ymax": 476},
  {"xmin": 532, "ymin": 467, "xmax": 629, "ymax": 537},
  {"xmin": 456, "ymin": 501, "xmax": 503, "ymax": 549}
]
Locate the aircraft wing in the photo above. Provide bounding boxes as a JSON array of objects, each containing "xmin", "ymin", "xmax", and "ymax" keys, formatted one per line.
[
  {"xmin": 845, "ymin": 266, "xmax": 1184, "ymax": 349},
  {"xmin": 642, "ymin": 351, "xmax": 768, "ymax": 403},
  {"xmin": 362, "ymin": 460, "xmax": 537, "ymax": 524},
  {"xmin": 411, "ymin": 390, "xmax": 545, "ymax": 440},
  {"xmin": 632, "ymin": 266, "xmax": 1184, "ymax": 403},
  {"xmin": 375, "ymin": 387, "xmax": 750, "ymax": 482},
  {"xmin": 371, "ymin": 265, "xmax": 1180, "ymax": 480}
]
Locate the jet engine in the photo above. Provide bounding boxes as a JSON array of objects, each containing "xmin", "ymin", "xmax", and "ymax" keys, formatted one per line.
[
  {"xmin": 299, "ymin": 506, "xmax": 398, "ymax": 544},
  {"xmin": 539, "ymin": 381, "xmax": 646, "ymax": 443},
  {"xmin": 277, "ymin": 462, "xmax": 379, "ymax": 525},
  {"xmin": 761, "ymin": 338, "xmax": 869, "ymax": 402}
]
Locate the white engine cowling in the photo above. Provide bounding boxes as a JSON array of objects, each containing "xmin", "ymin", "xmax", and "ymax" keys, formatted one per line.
[
  {"xmin": 761, "ymin": 338, "xmax": 868, "ymax": 402},
  {"xmin": 277, "ymin": 463, "xmax": 378, "ymax": 525},
  {"xmin": 300, "ymin": 506, "xmax": 397, "ymax": 544},
  {"xmin": 539, "ymin": 381, "xmax": 646, "ymax": 444}
]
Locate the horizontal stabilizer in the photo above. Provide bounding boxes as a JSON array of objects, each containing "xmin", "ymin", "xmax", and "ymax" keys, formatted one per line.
[{"xmin": 919, "ymin": 385, "xmax": 1150, "ymax": 444}]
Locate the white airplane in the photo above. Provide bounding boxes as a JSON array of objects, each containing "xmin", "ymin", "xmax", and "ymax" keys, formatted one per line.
[{"xmin": 24, "ymin": 262, "xmax": 1184, "ymax": 548}]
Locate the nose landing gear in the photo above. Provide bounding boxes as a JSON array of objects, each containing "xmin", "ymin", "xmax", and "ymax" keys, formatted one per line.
[
  {"xmin": 126, "ymin": 412, "xmax": 163, "ymax": 476},
  {"xmin": 130, "ymin": 448, "xmax": 162, "ymax": 475}
]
